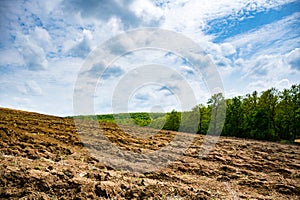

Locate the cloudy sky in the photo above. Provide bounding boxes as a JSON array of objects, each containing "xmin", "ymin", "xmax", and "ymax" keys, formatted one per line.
[{"xmin": 0, "ymin": 0, "xmax": 299, "ymax": 116}]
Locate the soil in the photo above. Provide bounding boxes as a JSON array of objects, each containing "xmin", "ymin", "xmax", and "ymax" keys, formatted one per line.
[{"xmin": 0, "ymin": 107, "xmax": 299, "ymax": 199}]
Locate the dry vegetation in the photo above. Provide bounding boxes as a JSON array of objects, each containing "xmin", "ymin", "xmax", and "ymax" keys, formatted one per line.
[{"xmin": 0, "ymin": 107, "xmax": 299, "ymax": 199}]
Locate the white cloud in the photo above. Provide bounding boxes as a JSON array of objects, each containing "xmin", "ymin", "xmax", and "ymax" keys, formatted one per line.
[
  {"xmin": 16, "ymin": 34, "xmax": 48, "ymax": 70},
  {"xmin": 130, "ymin": 0, "xmax": 163, "ymax": 24},
  {"xmin": 0, "ymin": 49, "xmax": 24, "ymax": 67},
  {"xmin": 61, "ymin": 0, "xmax": 147, "ymax": 27},
  {"xmin": 246, "ymin": 80, "xmax": 270, "ymax": 93},
  {"xmin": 11, "ymin": 27, "xmax": 54, "ymax": 71},
  {"xmin": 246, "ymin": 78, "xmax": 293, "ymax": 94},
  {"xmin": 128, "ymin": 84, "xmax": 180, "ymax": 113},
  {"xmin": 160, "ymin": 0, "xmax": 296, "ymax": 34},
  {"xmin": 61, "ymin": 28, "xmax": 95, "ymax": 58},
  {"xmin": 82, "ymin": 29, "xmax": 93, "ymax": 40},
  {"xmin": 31, "ymin": 27, "xmax": 54, "ymax": 52},
  {"xmin": 39, "ymin": 0, "xmax": 63, "ymax": 16},
  {"xmin": 227, "ymin": 12, "xmax": 300, "ymax": 57},
  {"xmin": 286, "ymin": 48, "xmax": 300, "ymax": 70},
  {"xmin": 221, "ymin": 43, "xmax": 236, "ymax": 56},
  {"xmin": 0, "ymin": 0, "xmax": 299, "ymax": 116},
  {"xmin": 11, "ymin": 97, "xmax": 32, "ymax": 111},
  {"xmin": 66, "ymin": 36, "xmax": 91, "ymax": 58},
  {"xmin": 24, "ymin": 80, "xmax": 43, "ymax": 96},
  {"xmin": 275, "ymin": 79, "xmax": 291, "ymax": 90},
  {"xmin": 210, "ymin": 12, "xmax": 300, "ymax": 97},
  {"xmin": 0, "ymin": 56, "xmax": 83, "ymax": 116},
  {"xmin": 242, "ymin": 54, "xmax": 287, "ymax": 78},
  {"xmin": 221, "ymin": 52, "xmax": 296, "ymax": 95}
]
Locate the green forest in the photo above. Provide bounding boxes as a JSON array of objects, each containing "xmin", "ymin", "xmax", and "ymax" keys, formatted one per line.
[{"xmin": 73, "ymin": 84, "xmax": 300, "ymax": 142}]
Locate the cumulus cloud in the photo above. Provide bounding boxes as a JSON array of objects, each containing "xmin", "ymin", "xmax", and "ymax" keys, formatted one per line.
[
  {"xmin": 130, "ymin": 0, "xmax": 163, "ymax": 24},
  {"xmin": 245, "ymin": 78, "xmax": 292, "ymax": 94},
  {"xmin": 31, "ymin": 27, "xmax": 54, "ymax": 52},
  {"xmin": 66, "ymin": 36, "xmax": 91, "ymax": 58},
  {"xmin": 221, "ymin": 43, "xmax": 236, "ymax": 56},
  {"xmin": 61, "ymin": 0, "xmax": 156, "ymax": 27},
  {"xmin": 0, "ymin": 1, "xmax": 23, "ymax": 47},
  {"xmin": 275, "ymin": 79, "xmax": 291, "ymax": 90},
  {"xmin": 242, "ymin": 54, "xmax": 290, "ymax": 84},
  {"xmin": 16, "ymin": 34, "xmax": 48, "ymax": 70},
  {"xmin": 0, "ymin": 49, "xmax": 24, "ymax": 67},
  {"xmin": 0, "ymin": 0, "xmax": 299, "ymax": 116},
  {"xmin": 128, "ymin": 84, "xmax": 180, "ymax": 112},
  {"xmin": 1, "ymin": 14, "xmax": 53, "ymax": 70},
  {"xmin": 222, "ymin": 52, "xmax": 295, "ymax": 96},
  {"xmin": 61, "ymin": 28, "xmax": 95, "ymax": 58},
  {"xmin": 108, "ymin": 64, "xmax": 198, "ymax": 113},
  {"xmin": 209, "ymin": 11, "xmax": 300, "ymax": 97},
  {"xmin": 102, "ymin": 66, "xmax": 125, "ymax": 80},
  {"xmin": 227, "ymin": 12, "xmax": 300, "ymax": 57},
  {"xmin": 24, "ymin": 80, "xmax": 43, "ymax": 96},
  {"xmin": 286, "ymin": 48, "xmax": 300, "ymax": 70},
  {"xmin": 160, "ymin": 0, "xmax": 296, "ymax": 35}
]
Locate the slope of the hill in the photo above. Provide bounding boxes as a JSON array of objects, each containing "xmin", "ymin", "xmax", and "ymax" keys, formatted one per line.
[{"xmin": 0, "ymin": 107, "xmax": 299, "ymax": 199}]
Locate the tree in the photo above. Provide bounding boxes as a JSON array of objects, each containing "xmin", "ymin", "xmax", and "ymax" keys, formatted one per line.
[
  {"xmin": 241, "ymin": 91, "xmax": 260, "ymax": 138},
  {"xmin": 290, "ymin": 85, "xmax": 300, "ymax": 140},
  {"xmin": 276, "ymin": 85, "xmax": 300, "ymax": 141},
  {"xmin": 164, "ymin": 109, "xmax": 181, "ymax": 131},
  {"xmin": 93, "ymin": 84, "xmax": 300, "ymax": 142},
  {"xmin": 224, "ymin": 96, "xmax": 243, "ymax": 137},
  {"xmin": 186, "ymin": 104, "xmax": 210, "ymax": 134},
  {"xmin": 258, "ymin": 88, "xmax": 279, "ymax": 140},
  {"xmin": 207, "ymin": 93, "xmax": 226, "ymax": 135},
  {"xmin": 249, "ymin": 108, "xmax": 270, "ymax": 140}
]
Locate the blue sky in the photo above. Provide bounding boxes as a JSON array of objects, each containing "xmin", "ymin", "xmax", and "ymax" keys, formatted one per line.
[{"xmin": 0, "ymin": 0, "xmax": 299, "ymax": 116}]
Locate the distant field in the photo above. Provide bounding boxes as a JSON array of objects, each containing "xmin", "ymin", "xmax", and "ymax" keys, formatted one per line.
[{"xmin": 71, "ymin": 112, "xmax": 166, "ymax": 127}]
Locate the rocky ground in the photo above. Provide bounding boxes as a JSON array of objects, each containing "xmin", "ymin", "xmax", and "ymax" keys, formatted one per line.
[{"xmin": 0, "ymin": 107, "xmax": 299, "ymax": 199}]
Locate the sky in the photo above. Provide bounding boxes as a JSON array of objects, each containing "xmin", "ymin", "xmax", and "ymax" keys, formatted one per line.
[{"xmin": 0, "ymin": 0, "xmax": 299, "ymax": 116}]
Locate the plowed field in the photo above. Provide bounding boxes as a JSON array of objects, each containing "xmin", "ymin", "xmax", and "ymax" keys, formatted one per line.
[{"xmin": 0, "ymin": 108, "xmax": 299, "ymax": 199}]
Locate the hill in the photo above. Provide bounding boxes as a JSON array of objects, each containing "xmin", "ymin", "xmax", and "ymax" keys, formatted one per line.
[{"xmin": 0, "ymin": 107, "xmax": 299, "ymax": 199}]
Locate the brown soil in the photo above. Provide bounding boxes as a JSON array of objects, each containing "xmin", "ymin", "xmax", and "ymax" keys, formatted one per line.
[{"xmin": 0, "ymin": 107, "xmax": 299, "ymax": 199}]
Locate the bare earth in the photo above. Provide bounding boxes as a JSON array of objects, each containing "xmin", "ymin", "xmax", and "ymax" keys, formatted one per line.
[{"xmin": 0, "ymin": 107, "xmax": 299, "ymax": 199}]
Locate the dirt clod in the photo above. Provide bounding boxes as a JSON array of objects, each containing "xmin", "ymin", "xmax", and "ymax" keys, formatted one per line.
[{"xmin": 0, "ymin": 107, "xmax": 299, "ymax": 199}]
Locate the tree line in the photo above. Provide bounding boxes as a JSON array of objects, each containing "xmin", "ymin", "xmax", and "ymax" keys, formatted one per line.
[
  {"xmin": 157, "ymin": 84, "xmax": 300, "ymax": 142},
  {"xmin": 72, "ymin": 84, "xmax": 300, "ymax": 142}
]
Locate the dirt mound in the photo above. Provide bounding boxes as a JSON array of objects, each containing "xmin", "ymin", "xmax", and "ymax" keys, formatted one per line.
[{"xmin": 0, "ymin": 107, "xmax": 299, "ymax": 199}]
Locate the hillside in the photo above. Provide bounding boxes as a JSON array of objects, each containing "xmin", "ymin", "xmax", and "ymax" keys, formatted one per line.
[{"xmin": 0, "ymin": 107, "xmax": 299, "ymax": 199}]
